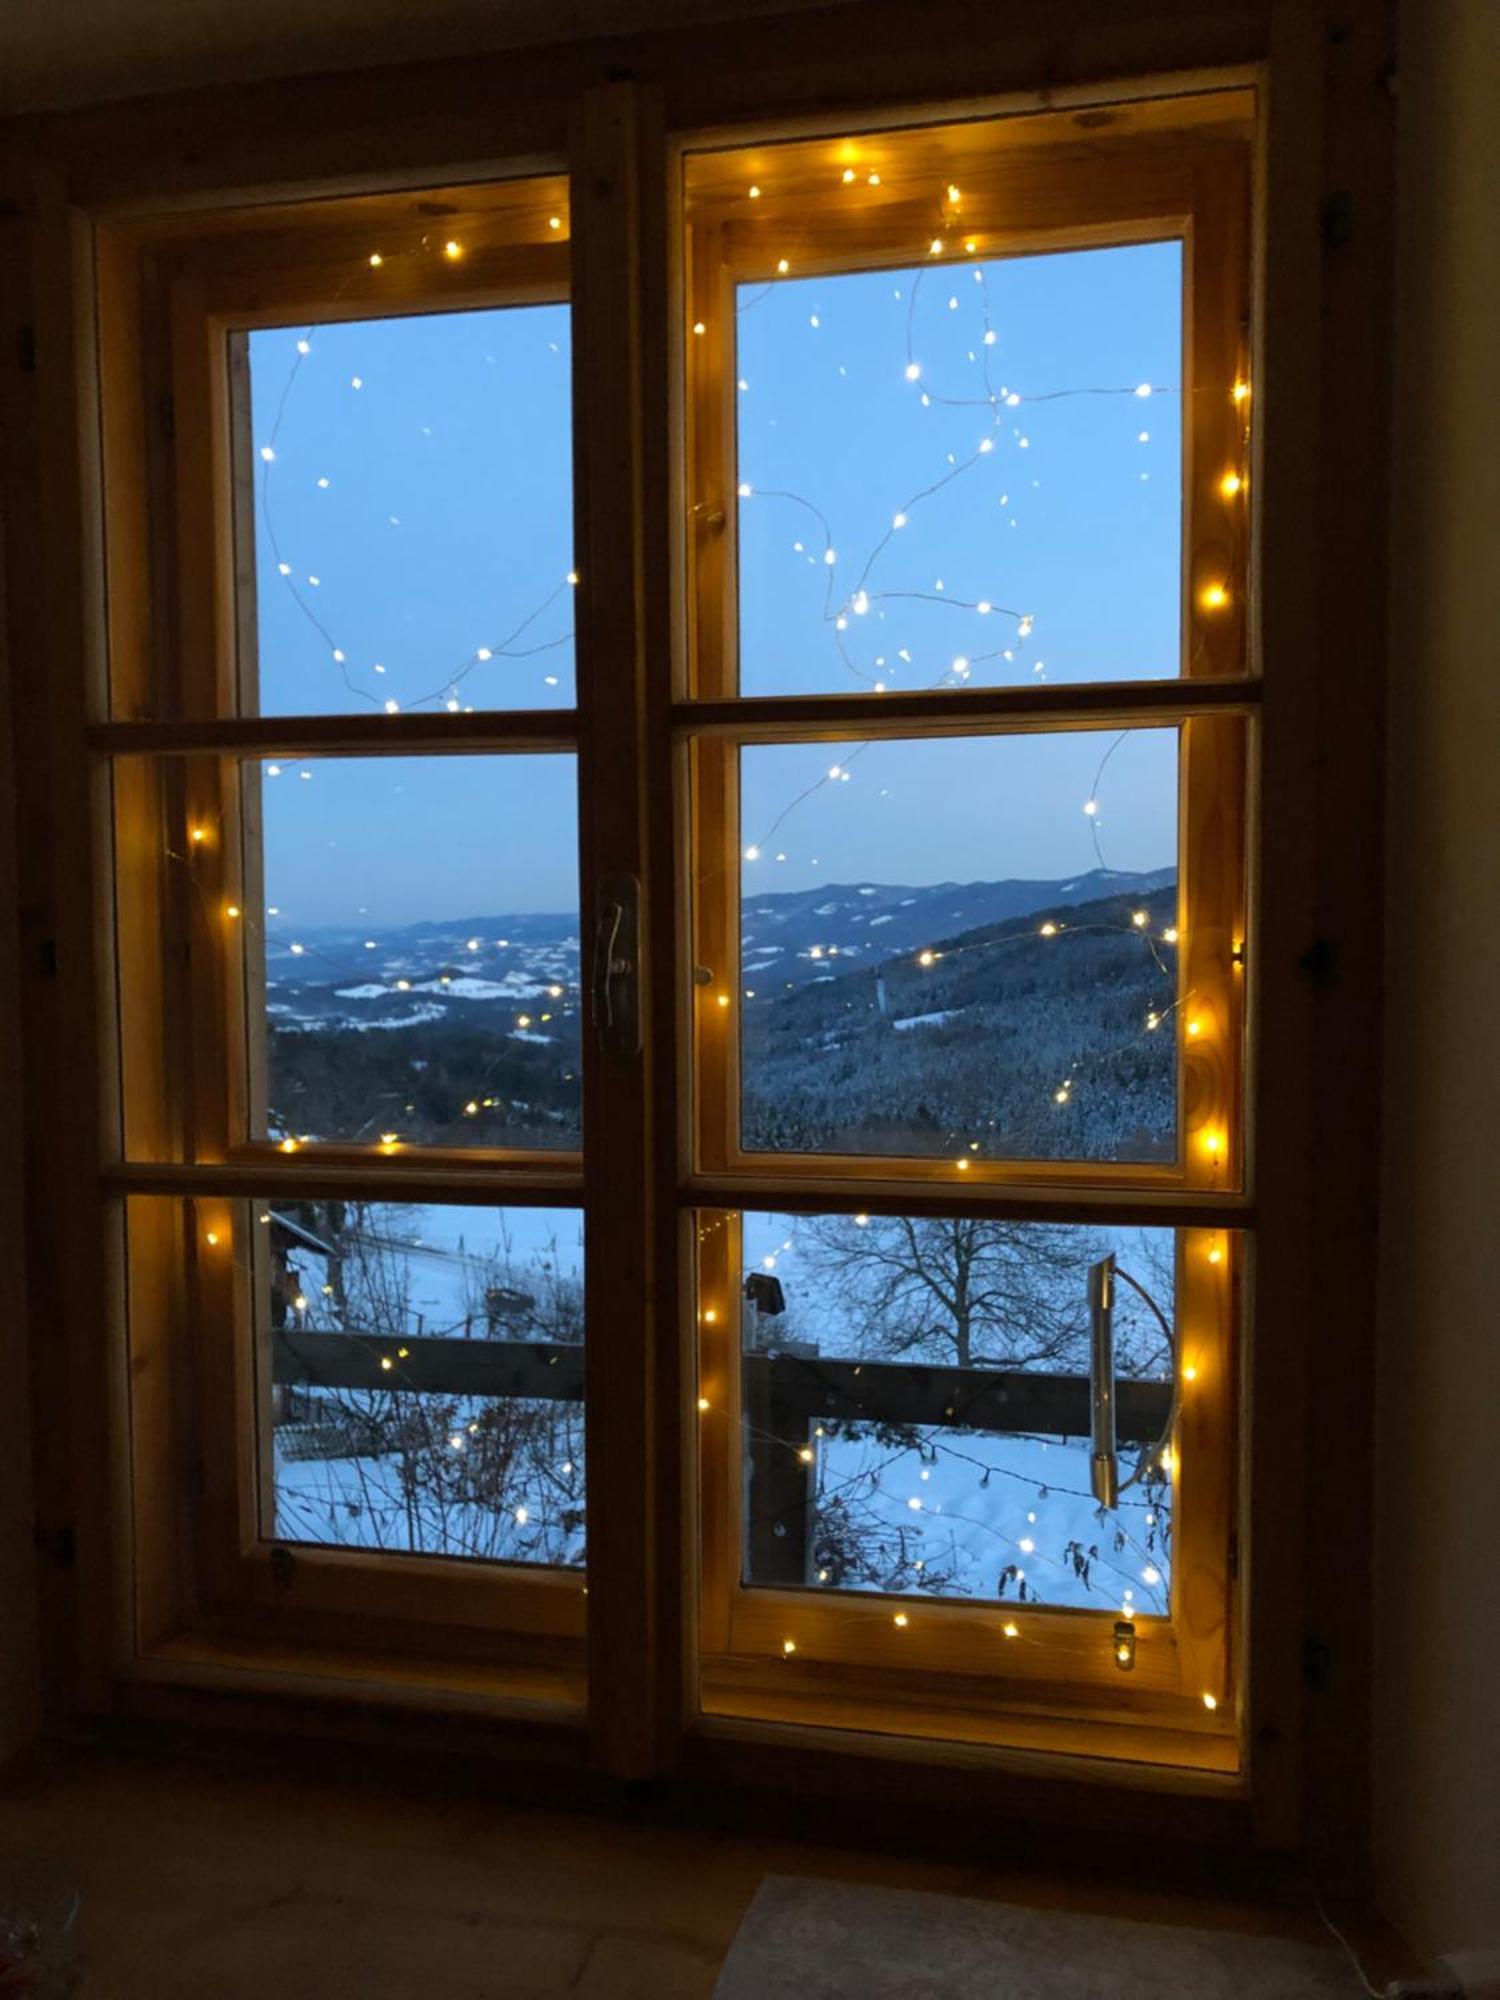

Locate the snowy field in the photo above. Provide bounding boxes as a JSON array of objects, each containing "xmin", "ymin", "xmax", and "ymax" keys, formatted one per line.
[{"xmin": 266, "ymin": 1201, "xmax": 1174, "ymax": 1617}]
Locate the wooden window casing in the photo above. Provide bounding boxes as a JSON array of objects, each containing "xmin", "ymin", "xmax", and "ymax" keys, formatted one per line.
[{"xmin": 0, "ymin": 2, "xmax": 1394, "ymax": 1855}]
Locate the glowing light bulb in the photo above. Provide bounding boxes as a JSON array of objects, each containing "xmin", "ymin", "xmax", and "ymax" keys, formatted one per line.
[
  {"xmin": 929, "ymin": 238, "xmax": 944, "ymax": 255},
  {"xmin": 1201, "ymin": 582, "xmax": 1230, "ymax": 611},
  {"xmin": 782, "ymin": 1638, "xmax": 796, "ymax": 1656},
  {"xmin": 692, "ymin": 320, "xmax": 706, "ymax": 336},
  {"xmin": 776, "ymin": 258, "xmax": 790, "ymax": 275},
  {"xmin": 744, "ymin": 844, "xmax": 760, "ymax": 860},
  {"xmin": 855, "ymin": 1214, "xmax": 869, "ymax": 1227},
  {"xmin": 226, "ymin": 904, "xmax": 241, "ymax": 919},
  {"xmin": 1132, "ymin": 910, "xmax": 1149, "ymax": 927},
  {"xmin": 1203, "ymin": 1692, "xmax": 1219, "ymax": 1711},
  {"xmin": 1233, "ymin": 380, "xmax": 1250, "ymax": 403},
  {"xmin": 955, "ymin": 1156, "xmax": 970, "ymax": 1171},
  {"xmin": 737, "ymin": 482, "xmax": 752, "ymax": 498},
  {"xmin": 1040, "ymin": 922, "xmax": 1058, "ymax": 937},
  {"xmin": 703, "ymin": 1309, "xmax": 717, "ymax": 1324},
  {"xmin": 205, "ymin": 1230, "xmax": 220, "ymax": 1247},
  {"xmin": 443, "ymin": 240, "xmax": 462, "ymax": 260},
  {"xmin": 893, "ymin": 1612, "xmax": 909, "ymax": 1628},
  {"xmin": 1083, "ymin": 799, "xmax": 1099, "ymax": 817},
  {"xmin": 514, "ymin": 1506, "xmax": 528, "ymax": 1525},
  {"xmin": 1135, "ymin": 382, "xmax": 1152, "ymax": 398},
  {"xmin": 279, "ymin": 1137, "xmax": 298, "ymax": 1154},
  {"xmin": 904, "ymin": 362, "xmax": 921, "ymax": 381},
  {"xmin": 548, "ymin": 215, "xmax": 562, "ymax": 230},
  {"xmin": 1220, "ymin": 471, "xmax": 1243, "ymax": 498},
  {"xmin": 866, "ymin": 172, "xmax": 880, "ymax": 186},
  {"xmin": 258, "ymin": 445, "xmax": 275, "ymax": 463},
  {"xmin": 1208, "ymin": 1245, "xmax": 1223, "ymax": 1266},
  {"xmin": 1162, "ymin": 926, "xmax": 1180, "ymax": 944},
  {"xmin": 748, "ymin": 184, "xmax": 761, "ymax": 199},
  {"xmin": 841, "ymin": 168, "xmax": 856, "ymax": 183},
  {"xmin": 698, "ymin": 1396, "xmax": 711, "ymax": 1412},
  {"xmin": 368, "ymin": 253, "xmax": 383, "ymax": 267},
  {"xmin": 1002, "ymin": 1622, "xmax": 1019, "ymax": 1640},
  {"xmin": 384, "ymin": 699, "xmax": 400, "ymax": 714}
]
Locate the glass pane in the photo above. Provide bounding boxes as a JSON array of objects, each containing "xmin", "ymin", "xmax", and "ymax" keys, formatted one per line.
[
  {"xmin": 258, "ymin": 1201, "xmax": 585, "ymax": 1567},
  {"xmin": 243, "ymin": 306, "xmax": 575, "ymax": 715},
  {"xmin": 738, "ymin": 729, "xmax": 1178, "ymax": 1163},
  {"xmin": 730, "ymin": 1212, "xmax": 1176, "ymax": 1611},
  {"xmin": 251, "ymin": 754, "xmax": 580, "ymax": 1149},
  {"xmin": 735, "ymin": 243, "xmax": 1181, "ymax": 696}
]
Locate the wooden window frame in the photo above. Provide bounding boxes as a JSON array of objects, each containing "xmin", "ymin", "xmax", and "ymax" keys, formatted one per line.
[
  {"xmin": 0, "ymin": 0, "xmax": 1393, "ymax": 1866},
  {"xmin": 680, "ymin": 98, "xmax": 1250, "ymax": 1769},
  {"xmin": 98, "ymin": 176, "xmax": 603, "ymax": 1700}
]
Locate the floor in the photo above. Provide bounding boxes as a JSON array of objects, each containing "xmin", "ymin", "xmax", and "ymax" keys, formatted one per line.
[{"xmin": 0, "ymin": 1750, "xmax": 1402, "ymax": 1998}]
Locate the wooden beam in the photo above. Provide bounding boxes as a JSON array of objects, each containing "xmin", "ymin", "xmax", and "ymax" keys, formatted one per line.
[{"xmin": 272, "ymin": 1330, "xmax": 585, "ymax": 1400}]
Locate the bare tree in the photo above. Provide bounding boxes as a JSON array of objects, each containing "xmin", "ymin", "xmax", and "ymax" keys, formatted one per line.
[{"xmin": 796, "ymin": 1214, "xmax": 1093, "ymax": 1370}]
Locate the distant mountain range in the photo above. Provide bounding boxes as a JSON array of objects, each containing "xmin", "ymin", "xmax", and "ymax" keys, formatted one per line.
[
  {"xmin": 265, "ymin": 866, "xmax": 1180, "ymax": 1158},
  {"xmin": 739, "ymin": 866, "xmax": 1178, "ymax": 991}
]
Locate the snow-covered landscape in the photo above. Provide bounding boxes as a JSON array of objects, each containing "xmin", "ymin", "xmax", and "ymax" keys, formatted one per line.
[{"xmin": 264, "ymin": 1198, "xmax": 1175, "ymax": 1619}]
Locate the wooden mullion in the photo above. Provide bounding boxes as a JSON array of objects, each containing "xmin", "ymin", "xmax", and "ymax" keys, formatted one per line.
[
  {"xmin": 682, "ymin": 1175, "xmax": 1252, "ymax": 1231},
  {"xmin": 90, "ymin": 712, "xmax": 580, "ymax": 755},
  {"xmin": 571, "ymin": 81, "xmax": 667, "ymax": 1778},
  {"xmin": 107, "ymin": 1158, "xmax": 586, "ymax": 1201},
  {"xmin": 675, "ymin": 678, "xmax": 1258, "ymax": 737}
]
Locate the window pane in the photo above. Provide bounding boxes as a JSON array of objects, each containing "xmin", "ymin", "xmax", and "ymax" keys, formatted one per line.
[
  {"xmin": 252, "ymin": 754, "xmax": 580, "ymax": 1149},
  {"xmin": 243, "ymin": 307, "xmax": 575, "ymax": 715},
  {"xmin": 728, "ymin": 1212, "xmax": 1176, "ymax": 1611},
  {"xmin": 259, "ymin": 1201, "xmax": 584, "ymax": 1567},
  {"xmin": 735, "ymin": 244, "xmax": 1181, "ymax": 697},
  {"xmin": 738, "ymin": 729, "xmax": 1178, "ymax": 1163}
]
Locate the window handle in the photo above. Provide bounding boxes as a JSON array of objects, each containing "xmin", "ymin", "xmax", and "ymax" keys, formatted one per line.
[
  {"xmin": 1089, "ymin": 1253, "xmax": 1119, "ymax": 1509},
  {"xmin": 591, "ymin": 873, "xmax": 641, "ymax": 1058}
]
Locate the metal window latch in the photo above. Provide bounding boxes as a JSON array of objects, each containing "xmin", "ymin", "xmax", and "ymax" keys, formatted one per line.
[
  {"xmin": 1089, "ymin": 1253, "xmax": 1118, "ymax": 1509},
  {"xmin": 591, "ymin": 873, "xmax": 641, "ymax": 1058}
]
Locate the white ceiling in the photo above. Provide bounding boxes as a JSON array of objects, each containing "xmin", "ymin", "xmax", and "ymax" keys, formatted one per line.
[{"xmin": 0, "ymin": 0, "xmax": 845, "ymax": 116}]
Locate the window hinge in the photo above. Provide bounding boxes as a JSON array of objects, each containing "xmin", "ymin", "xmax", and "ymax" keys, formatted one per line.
[{"xmin": 269, "ymin": 1544, "xmax": 296, "ymax": 1591}]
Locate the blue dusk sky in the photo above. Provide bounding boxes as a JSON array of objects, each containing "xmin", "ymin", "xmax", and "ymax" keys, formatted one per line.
[{"xmin": 250, "ymin": 239, "xmax": 1181, "ymax": 927}]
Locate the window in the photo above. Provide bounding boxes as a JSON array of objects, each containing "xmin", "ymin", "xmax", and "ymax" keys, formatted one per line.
[
  {"xmin": 684, "ymin": 98, "xmax": 1250, "ymax": 1759},
  {"xmin": 105, "ymin": 177, "xmax": 590, "ymax": 1694},
  {"xmin": 89, "ymin": 85, "xmax": 1257, "ymax": 1773}
]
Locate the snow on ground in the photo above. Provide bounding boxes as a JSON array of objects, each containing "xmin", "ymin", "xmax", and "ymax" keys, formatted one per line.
[
  {"xmin": 411, "ymin": 974, "xmax": 547, "ymax": 1000},
  {"xmin": 806, "ymin": 1428, "xmax": 1168, "ymax": 1616},
  {"xmin": 275, "ymin": 1421, "xmax": 586, "ymax": 1568},
  {"xmin": 891, "ymin": 1008, "xmax": 962, "ymax": 1032}
]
